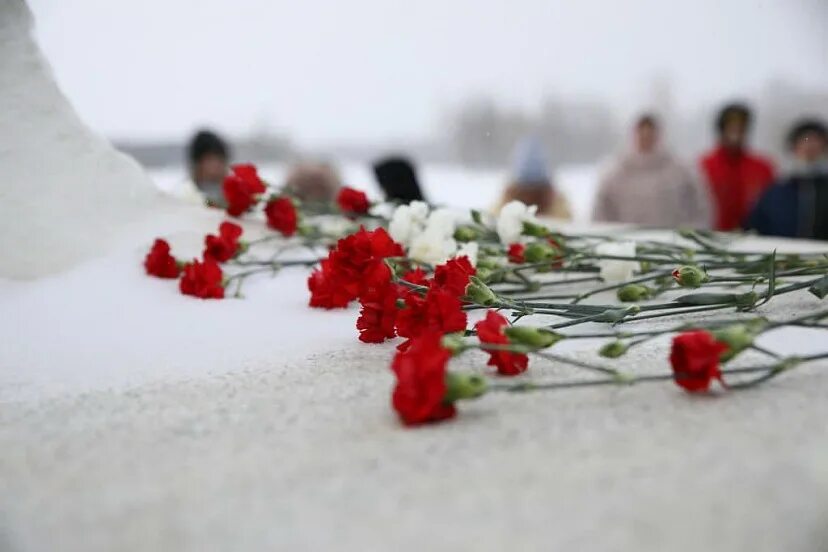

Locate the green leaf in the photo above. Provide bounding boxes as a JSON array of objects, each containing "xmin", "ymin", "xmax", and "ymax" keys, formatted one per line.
[
  {"xmin": 758, "ymin": 250, "xmax": 776, "ymax": 306},
  {"xmin": 809, "ymin": 275, "xmax": 828, "ymax": 299}
]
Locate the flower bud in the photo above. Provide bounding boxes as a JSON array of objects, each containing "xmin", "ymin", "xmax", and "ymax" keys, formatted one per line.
[
  {"xmin": 672, "ymin": 265, "xmax": 709, "ymax": 288},
  {"xmin": 712, "ymin": 323, "xmax": 761, "ymax": 362},
  {"xmin": 524, "ymin": 242, "xmax": 556, "ymax": 263},
  {"xmin": 522, "ymin": 220, "xmax": 551, "ymax": 237},
  {"xmin": 453, "ymin": 226, "xmax": 478, "ymax": 242},
  {"xmin": 597, "ymin": 306, "xmax": 640, "ymax": 323},
  {"xmin": 616, "ymin": 284, "xmax": 651, "ymax": 302},
  {"xmin": 504, "ymin": 326, "xmax": 564, "ymax": 349},
  {"xmin": 441, "ymin": 332, "xmax": 469, "ymax": 356},
  {"xmin": 444, "ymin": 372, "xmax": 488, "ymax": 402},
  {"xmin": 465, "ymin": 276, "xmax": 497, "ymax": 306},
  {"xmin": 599, "ymin": 340, "xmax": 629, "ymax": 358},
  {"xmin": 735, "ymin": 291, "xmax": 759, "ymax": 309},
  {"xmin": 476, "ymin": 257, "xmax": 501, "ymax": 271},
  {"xmin": 474, "ymin": 267, "xmax": 494, "ymax": 284}
]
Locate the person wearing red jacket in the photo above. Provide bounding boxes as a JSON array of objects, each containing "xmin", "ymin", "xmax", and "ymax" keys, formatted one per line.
[{"xmin": 699, "ymin": 103, "xmax": 775, "ymax": 231}]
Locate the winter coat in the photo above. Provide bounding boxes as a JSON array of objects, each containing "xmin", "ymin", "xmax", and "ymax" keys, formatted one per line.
[
  {"xmin": 700, "ymin": 146, "xmax": 775, "ymax": 231},
  {"xmin": 592, "ymin": 150, "xmax": 710, "ymax": 228},
  {"xmin": 745, "ymin": 164, "xmax": 828, "ymax": 240}
]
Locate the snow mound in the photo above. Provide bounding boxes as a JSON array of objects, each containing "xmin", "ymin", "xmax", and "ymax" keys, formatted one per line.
[{"xmin": 0, "ymin": 0, "xmax": 175, "ymax": 279}]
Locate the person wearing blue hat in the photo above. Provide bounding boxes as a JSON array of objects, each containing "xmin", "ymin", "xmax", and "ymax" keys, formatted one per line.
[{"xmin": 495, "ymin": 136, "xmax": 571, "ymax": 219}]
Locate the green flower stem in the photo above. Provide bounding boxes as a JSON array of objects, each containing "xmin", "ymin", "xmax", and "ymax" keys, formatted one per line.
[
  {"xmin": 475, "ymin": 343, "xmax": 625, "ymax": 379},
  {"xmin": 569, "ymin": 269, "xmax": 674, "ymax": 305},
  {"xmin": 767, "ymin": 307, "xmax": 828, "ymax": 329},
  {"xmin": 225, "ymin": 266, "xmax": 280, "ymax": 297},
  {"xmin": 230, "ymin": 258, "xmax": 323, "ymax": 268},
  {"xmin": 487, "ymin": 352, "xmax": 828, "ymax": 394},
  {"xmin": 618, "ymin": 304, "xmax": 733, "ymax": 323}
]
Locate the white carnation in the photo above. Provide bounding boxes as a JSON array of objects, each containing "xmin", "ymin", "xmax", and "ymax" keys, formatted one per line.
[
  {"xmin": 595, "ymin": 241, "xmax": 639, "ymax": 283},
  {"xmin": 388, "ymin": 201, "xmax": 431, "ymax": 247},
  {"xmin": 424, "ymin": 207, "xmax": 456, "ymax": 238},
  {"xmin": 454, "ymin": 241, "xmax": 479, "ymax": 266},
  {"xmin": 409, "ymin": 230, "xmax": 457, "ymax": 266},
  {"xmin": 497, "ymin": 200, "xmax": 538, "ymax": 244}
]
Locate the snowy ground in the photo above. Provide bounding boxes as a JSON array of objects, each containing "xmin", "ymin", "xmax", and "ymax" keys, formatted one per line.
[
  {"xmin": 3, "ymin": 205, "xmax": 828, "ymax": 551},
  {"xmin": 150, "ymin": 161, "xmax": 601, "ymax": 222}
]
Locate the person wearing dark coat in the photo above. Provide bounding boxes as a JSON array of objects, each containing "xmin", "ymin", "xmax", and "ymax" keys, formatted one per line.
[
  {"xmin": 372, "ymin": 156, "xmax": 426, "ymax": 204},
  {"xmin": 746, "ymin": 119, "xmax": 828, "ymax": 240}
]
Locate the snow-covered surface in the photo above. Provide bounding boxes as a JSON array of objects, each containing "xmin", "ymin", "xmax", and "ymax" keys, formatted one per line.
[
  {"xmin": 3, "ymin": 226, "xmax": 828, "ymax": 552},
  {"xmin": 0, "ymin": 0, "xmax": 183, "ymax": 279}
]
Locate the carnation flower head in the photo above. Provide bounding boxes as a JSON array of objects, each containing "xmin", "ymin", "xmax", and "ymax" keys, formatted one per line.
[
  {"xmin": 223, "ymin": 163, "xmax": 266, "ymax": 217},
  {"xmin": 144, "ymin": 239, "xmax": 181, "ymax": 279},
  {"xmin": 670, "ymin": 330, "xmax": 729, "ymax": 392},
  {"xmin": 179, "ymin": 257, "xmax": 225, "ymax": 299},
  {"xmin": 496, "ymin": 200, "xmax": 538, "ymax": 245},
  {"xmin": 337, "ymin": 187, "xmax": 370, "ymax": 216},
  {"xmin": 595, "ymin": 241, "xmax": 639, "ymax": 283},
  {"xmin": 264, "ymin": 196, "xmax": 299, "ymax": 237},
  {"xmin": 475, "ymin": 310, "xmax": 529, "ymax": 376},
  {"xmin": 203, "ymin": 221, "xmax": 243, "ymax": 262},
  {"xmin": 391, "ymin": 331, "xmax": 456, "ymax": 426},
  {"xmin": 388, "ymin": 201, "xmax": 429, "ymax": 246}
]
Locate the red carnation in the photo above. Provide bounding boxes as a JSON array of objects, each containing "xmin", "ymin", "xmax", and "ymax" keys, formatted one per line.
[
  {"xmin": 336, "ymin": 187, "xmax": 370, "ymax": 216},
  {"xmin": 223, "ymin": 163, "xmax": 266, "ymax": 217},
  {"xmin": 669, "ymin": 330, "xmax": 729, "ymax": 392},
  {"xmin": 395, "ymin": 289, "xmax": 430, "ymax": 340},
  {"xmin": 308, "ymin": 260, "xmax": 351, "ymax": 309},
  {"xmin": 203, "ymin": 221, "xmax": 243, "ymax": 262},
  {"xmin": 395, "ymin": 287, "xmax": 467, "ymax": 352},
  {"xmin": 507, "ymin": 243, "xmax": 525, "ymax": 264},
  {"xmin": 329, "ymin": 227, "xmax": 404, "ymax": 299},
  {"xmin": 179, "ymin": 257, "xmax": 225, "ymax": 299},
  {"xmin": 265, "ymin": 196, "xmax": 298, "ymax": 236},
  {"xmin": 475, "ymin": 310, "xmax": 529, "ymax": 376},
  {"xmin": 144, "ymin": 239, "xmax": 181, "ymax": 279},
  {"xmin": 401, "ymin": 267, "xmax": 431, "ymax": 287},
  {"xmin": 425, "ymin": 288, "xmax": 468, "ymax": 334},
  {"xmin": 391, "ymin": 331, "xmax": 456, "ymax": 426},
  {"xmin": 433, "ymin": 256, "xmax": 476, "ymax": 298},
  {"xmin": 357, "ymin": 283, "xmax": 400, "ymax": 343}
]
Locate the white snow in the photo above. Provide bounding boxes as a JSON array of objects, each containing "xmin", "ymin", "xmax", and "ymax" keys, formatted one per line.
[{"xmin": 0, "ymin": 0, "xmax": 198, "ymax": 280}]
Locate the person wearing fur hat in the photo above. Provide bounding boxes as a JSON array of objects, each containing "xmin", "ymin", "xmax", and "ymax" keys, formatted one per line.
[
  {"xmin": 593, "ymin": 114, "xmax": 710, "ymax": 227},
  {"xmin": 699, "ymin": 102, "xmax": 776, "ymax": 231},
  {"xmin": 495, "ymin": 136, "xmax": 571, "ymax": 220},
  {"xmin": 746, "ymin": 119, "xmax": 828, "ymax": 239},
  {"xmin": 284, "ymin": 162, "xmax": 342, "ymax": 203}
]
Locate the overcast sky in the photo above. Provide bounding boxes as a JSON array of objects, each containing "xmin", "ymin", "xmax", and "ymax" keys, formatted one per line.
[{"xmin": 28, "ymin": 0, "xmax": 828, "ymax": 146}]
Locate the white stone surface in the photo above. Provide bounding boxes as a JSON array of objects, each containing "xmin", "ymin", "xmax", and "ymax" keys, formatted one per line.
[{"xmin": 2, "ymin": 231, "xmax": 828, "ymax": 552}]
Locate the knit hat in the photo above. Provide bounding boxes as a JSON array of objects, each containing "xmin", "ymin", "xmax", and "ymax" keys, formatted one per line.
[{"xmin": 511, "ymin": 136, "xmax": 549, "ymax": 186}]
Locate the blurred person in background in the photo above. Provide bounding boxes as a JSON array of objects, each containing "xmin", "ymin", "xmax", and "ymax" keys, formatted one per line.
[
  {"xmin": 284, "ymin": 162, "xmax": 341, "ymax": 203},
  {"xmin": 699, "ymin": 103, "xmax": 775, "ymax": 231},
  {"xmin": 184, "ymin": 129, "xmax": 231, "ymax": 207},
  {"xmin": 373, "ymin": 156, "xmax": 426, "ymax": 204},
  {"xmin": 495, "ymin": 136, "xmax": 571, "ymax": 219},
  {"xmin": 592, "ymin": 114, "xmax": 710, "ymax": 227},
  {"xmin": 746, "ymin": 119, "xmax": 828, "ymax": 240}
]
